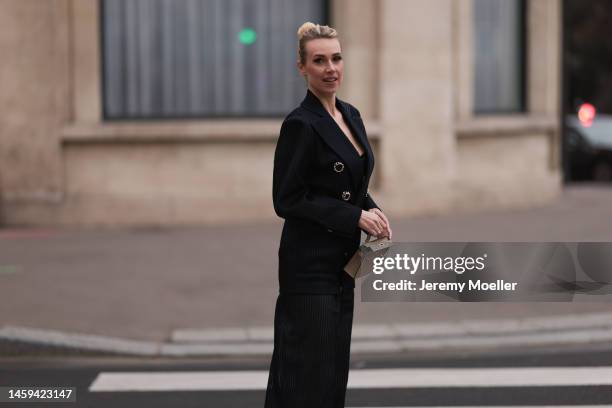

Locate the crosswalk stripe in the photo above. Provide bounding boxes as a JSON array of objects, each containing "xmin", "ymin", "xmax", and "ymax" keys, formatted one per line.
[{"xmin": 89, "ymin": 367, "xmax": 612, "ymax": 392}]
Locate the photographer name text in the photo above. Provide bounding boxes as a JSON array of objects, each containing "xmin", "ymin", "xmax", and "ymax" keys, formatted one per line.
[{"xmin": 372, "ymin": 279, "xmax": 518, "ymax": 292}]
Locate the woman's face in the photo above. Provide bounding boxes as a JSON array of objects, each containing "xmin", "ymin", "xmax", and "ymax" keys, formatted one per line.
[{"xmin": 298, "ymin": 38, "xmax": 343, "ymax": 96}]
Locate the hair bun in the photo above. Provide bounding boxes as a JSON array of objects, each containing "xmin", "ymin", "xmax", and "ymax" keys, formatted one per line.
[{"xmin": 297, "ymin": 22, "xmax": 318, "ymax": 39}]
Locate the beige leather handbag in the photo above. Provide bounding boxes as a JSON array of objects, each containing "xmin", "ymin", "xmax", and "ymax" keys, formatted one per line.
[{"xmin": 344, "ymin": 235, "xmax": 393, "ymax": 279}]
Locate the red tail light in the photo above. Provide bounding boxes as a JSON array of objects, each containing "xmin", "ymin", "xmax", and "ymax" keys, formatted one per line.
[{"xmin": 578, "ymin": 103, "xmax": 596, "ymax": 127}]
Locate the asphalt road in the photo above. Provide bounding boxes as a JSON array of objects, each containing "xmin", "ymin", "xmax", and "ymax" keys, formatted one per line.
[{"xmin": 3, "ymin": 343, "xmax": 612, "ymax": 407}]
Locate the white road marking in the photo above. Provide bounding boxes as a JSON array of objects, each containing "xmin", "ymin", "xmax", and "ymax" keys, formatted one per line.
[{"xmin": 89, "ymin": 366, "xmax": 612, "ymax": 392}]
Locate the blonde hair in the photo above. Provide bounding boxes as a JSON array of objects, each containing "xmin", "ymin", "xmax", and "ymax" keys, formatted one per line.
[{"xmin": 297, "ymin": 22, "xmax": 339, "ymax": 65}]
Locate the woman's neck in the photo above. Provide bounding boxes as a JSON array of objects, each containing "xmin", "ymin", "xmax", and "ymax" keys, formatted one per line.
[{"xmin": 309, "ymin": 87, "xmax": 337, "ymax": 117}]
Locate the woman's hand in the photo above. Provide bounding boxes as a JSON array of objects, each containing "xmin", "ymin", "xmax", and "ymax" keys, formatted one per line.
[
  {"xmin": 368, "ymin": 208, "xmax": 392, "ymax": 239},
  {"xmin": 358, "ymin": 210, "xmax": 388, "ymax": 238}
]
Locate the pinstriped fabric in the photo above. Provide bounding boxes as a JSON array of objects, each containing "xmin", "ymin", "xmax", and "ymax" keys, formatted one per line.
[{"xmin": 264, "ymin": 288, "xmax": 354, "ymax": 408}]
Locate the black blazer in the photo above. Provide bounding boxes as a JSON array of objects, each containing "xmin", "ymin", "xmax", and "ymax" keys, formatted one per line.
[{"xmin": 273, "ymin": 89, "xmax": 380, "ymax": 294}]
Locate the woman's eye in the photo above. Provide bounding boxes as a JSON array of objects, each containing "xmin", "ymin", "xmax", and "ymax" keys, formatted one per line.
[{"xmin": 334, "ymin": 56, "xmax": 342, "ymax": 61}]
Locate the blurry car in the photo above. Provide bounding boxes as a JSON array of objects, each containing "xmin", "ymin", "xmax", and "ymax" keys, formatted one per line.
[{"xmin": 565, "ymin": 114, "xmax": 612, "ymax": 182}]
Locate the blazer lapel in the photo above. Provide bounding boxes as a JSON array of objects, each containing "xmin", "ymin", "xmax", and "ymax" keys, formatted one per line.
[
  {"xmin": 312, "ymin": 119, "xmax": 358, "ymax": 175},
  {"xmin": 338, "ymin": 101, "xmax": 374, "ymax": 177},
  {"xmin": 300, "ymin": 89, "xmax": 375, "ymax": 197},
  {"xmin": 336, "ymin": 100, "xmax": 376, "ymax": 208},
  {"xmin": 301, "ymin": 90, "xmax": 359, "ymax": 189}
]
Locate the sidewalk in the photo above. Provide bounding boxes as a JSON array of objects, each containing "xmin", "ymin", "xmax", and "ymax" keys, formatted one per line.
[{"xmin": 0, "ymin": 184, "xmax": 611, "ymax": 355}]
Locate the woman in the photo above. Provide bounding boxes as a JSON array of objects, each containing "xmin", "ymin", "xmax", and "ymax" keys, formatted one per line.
[{"xmin": 264, "ymin": 22, "xmax": 392, "ymax": 408}]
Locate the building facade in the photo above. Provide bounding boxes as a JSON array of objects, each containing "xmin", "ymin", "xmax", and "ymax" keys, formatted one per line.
[{"xmin": 0, "ymin": 0, "xmax": 562, "ymax": 226}]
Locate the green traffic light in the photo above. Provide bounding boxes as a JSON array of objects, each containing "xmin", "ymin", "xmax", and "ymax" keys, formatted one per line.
[{"xmin": 238, "ymin": 28, "xmax": 257, "ymax": 45}]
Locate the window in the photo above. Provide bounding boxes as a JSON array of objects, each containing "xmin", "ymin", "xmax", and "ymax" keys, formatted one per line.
[
  {"xmin": 102, "ymin": 0, "xmax": 327, "ymax": 119},
  {"xmin": 473, "ymin": 0, "xmax": 526, "ymax": 113}
]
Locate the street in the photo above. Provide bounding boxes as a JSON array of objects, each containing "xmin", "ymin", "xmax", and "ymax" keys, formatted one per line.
[
  {"xmin": 2, "ymin": 185, "xmax": 612, "ymax": 407},
  {"xmin": 3, "ymin": 343, "xmax": 612, "ymax": 407}
]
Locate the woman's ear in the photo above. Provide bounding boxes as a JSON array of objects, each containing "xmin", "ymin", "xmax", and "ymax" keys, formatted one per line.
[{"xmin": 297, "ymin": 60, "xmax": 305, "ymax": 77}]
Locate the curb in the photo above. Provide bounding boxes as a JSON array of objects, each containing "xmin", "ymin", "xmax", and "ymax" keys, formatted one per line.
[
  {"xmin": 171, "ymin": 312, "xmax": 612, "ymax": 342},
  {"xmin": 3, "ymin": 312, "xmax": 612, "ymax": 357},
  {"xmin": 0, "ymin": 326, "xmax": 159, "ymax": 357}
]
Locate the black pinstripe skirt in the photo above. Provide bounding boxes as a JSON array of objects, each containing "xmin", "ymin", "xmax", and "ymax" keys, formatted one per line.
[{"xmin": 264, "ymin": 287, "xmax": 354, "ymax": 408}]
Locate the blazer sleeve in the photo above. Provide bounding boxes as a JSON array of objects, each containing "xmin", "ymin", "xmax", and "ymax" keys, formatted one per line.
[
  {"xmin": 273, "ymin": 117, "xmax": 362, "ymax": 237},
  {"xmin": 363, "ymin": 192, "xmax": 381, "ymax": 212}
]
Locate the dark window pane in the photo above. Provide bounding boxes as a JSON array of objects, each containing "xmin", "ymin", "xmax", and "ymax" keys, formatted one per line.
[
  {"xmin": 102, "ymin": 0, "xmax": 327, "ymax": 119},
  {"xmin": 473, "ymin": 0, "xmax": 526, "ymax": 113}
]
